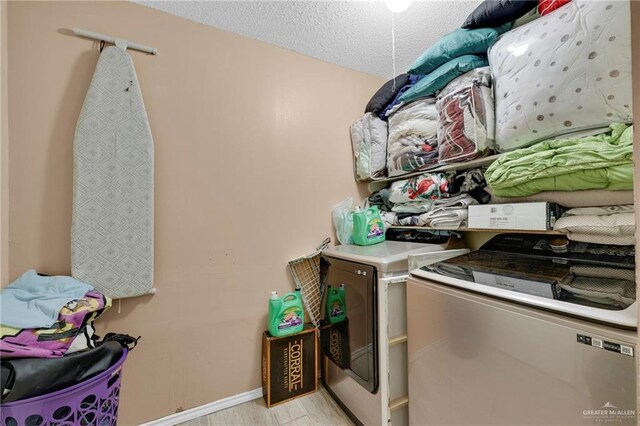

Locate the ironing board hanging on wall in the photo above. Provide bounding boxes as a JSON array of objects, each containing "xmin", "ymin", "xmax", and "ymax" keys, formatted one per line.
[{"xmin": 71, "ymin": 41, "xmax": 154, "ymax": 298}]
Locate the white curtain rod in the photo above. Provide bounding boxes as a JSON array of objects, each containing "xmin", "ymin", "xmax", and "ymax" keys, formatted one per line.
[{"xmin": 72, "ymin": 27, "xmax": 158, "ymax": 55}]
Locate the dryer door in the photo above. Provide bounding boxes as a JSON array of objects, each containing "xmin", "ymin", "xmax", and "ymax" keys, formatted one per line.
[{"xmin": 321, "ymin": 256, "xmax": 378, "ymax": 393}]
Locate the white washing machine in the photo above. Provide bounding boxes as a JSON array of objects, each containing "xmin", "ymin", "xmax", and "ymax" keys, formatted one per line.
[
  {"xmin": 320, "ymin": 241, "xmax": 448, "ymax": 426},
  {"xmin": 407, "ymin": 234, "xmax": 637, "ymax": 425}
]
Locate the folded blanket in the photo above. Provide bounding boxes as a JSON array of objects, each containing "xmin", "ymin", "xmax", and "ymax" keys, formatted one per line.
[
  {"xmin": 427, "ymin": 209, "xmax": 469, "ymax": 229},
  {"xmin": 487, "ymin": 188, "xmax": 634, "ymax": 208},
  {"xmin": 392, "ymin": 200, "xmax": 433, "ymax": 214},
  {"xmin": 389, "ymin": 173, "xmax": 449, "ymax": 203},
  {"xmin": 488, "ymin": 165, "xmax": 633, "ymax": 197},
  {"xmin": 560, "ymin": 266, "xmax": 635, "ymax": 308},
  {"xmin": 437, "ymin": 67, "xmax": 495, "ymax": 163},
  {"xmin": 424, "ymin": 194, "xmax": 478, "ymax": 229},
  {"xmin": 387, "ymin": 99, "xmax": 440, "ymax": 177},
  {"xmin": 350, "ymin": 113, "xmax": 388, "ymax": 181},
  {"xmin": 485, "ymin": 123, "xmax": 633, "ymax": 197},
  {"xmin": 430, "ymin": 193, "xmax": 479, "ymax": 210},
  {"xmin": 379, "ymin": 211, "xmax": 429, "ymax": 228},
  {"xmin": 553, "ymin": 205, "xmax": 635, "ymax": 246}
]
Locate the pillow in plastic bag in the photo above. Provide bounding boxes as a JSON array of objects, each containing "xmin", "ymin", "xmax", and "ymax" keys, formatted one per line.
[{"xmin": 489, "ymin": 0, "xmax": 632, "ymax": 152}]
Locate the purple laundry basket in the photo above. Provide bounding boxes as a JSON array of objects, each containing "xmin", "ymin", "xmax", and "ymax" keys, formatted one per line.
[{"xmin": 1, "ymin": 349, "xmax": 128, "ymax": 426}]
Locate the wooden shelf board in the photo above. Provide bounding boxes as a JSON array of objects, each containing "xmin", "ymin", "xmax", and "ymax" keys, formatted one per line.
[
  {"xmin": 368, "ymin": 154, "xmax": 501, "ymax": 192},
  {"xmin": 389, "ymin": 226, "xmax": 565, "ymax": 235}
]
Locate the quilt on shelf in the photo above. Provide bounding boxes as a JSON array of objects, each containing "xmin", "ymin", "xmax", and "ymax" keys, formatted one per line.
[
  {"xmin": 386, "ymin": 98, "xmax": 440, "ymax": 177},
  {"xmin": 484, "ymin": 123, "xmax": 633, "ymax": 197}
]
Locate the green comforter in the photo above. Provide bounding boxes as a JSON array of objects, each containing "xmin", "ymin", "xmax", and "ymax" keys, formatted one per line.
[{"xmin": 485, "ymin": 123, "xmax": 634, "ymax": 197}]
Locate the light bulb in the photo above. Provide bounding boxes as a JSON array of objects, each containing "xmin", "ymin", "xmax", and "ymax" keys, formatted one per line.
[{"xmin": 386, "ymin": 0, "xmax": 413, "ymax": 13}]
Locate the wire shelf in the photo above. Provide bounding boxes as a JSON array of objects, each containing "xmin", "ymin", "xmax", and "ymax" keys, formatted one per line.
[{"xmin": 287, "ymin": 238, "xmax": 330, "ymax": 326}]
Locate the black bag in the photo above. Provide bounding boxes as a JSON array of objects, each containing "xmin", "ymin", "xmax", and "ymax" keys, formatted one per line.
[{"xmin": 1, "ymin": 341, "xmax": 123, "ymax": 402}]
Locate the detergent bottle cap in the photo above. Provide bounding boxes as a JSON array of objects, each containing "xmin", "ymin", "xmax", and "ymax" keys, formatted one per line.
[{"xmin": 270, "ymin": 291, "xmax": 278, "ymax": 299}]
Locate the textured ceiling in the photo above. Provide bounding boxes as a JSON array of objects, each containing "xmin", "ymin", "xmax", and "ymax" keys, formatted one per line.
[{"xmin": 134, "ymin": 0, "xmax": 482, "ymax": 78}]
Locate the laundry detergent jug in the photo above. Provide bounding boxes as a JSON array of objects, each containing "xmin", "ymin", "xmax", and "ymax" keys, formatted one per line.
[
  {"xmin": 352, "ymin": 206, "xmax": 386, "ymax": 246},
  {"xmin": 267, "ymin": 289, "xmax": 304, "ymax": 337},
  {"xmin": 325, "ymin": 284, "xmax": 346, "ymax": 324}
]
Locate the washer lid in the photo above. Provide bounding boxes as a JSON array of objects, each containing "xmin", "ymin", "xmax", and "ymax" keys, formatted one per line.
[
  {"xmin": 322, "ymin": 241, "xmax": 446, "ymax": 273},
  {"xmin": 410, "ymin": 250, "xmax": 637, "ymax": 329}
]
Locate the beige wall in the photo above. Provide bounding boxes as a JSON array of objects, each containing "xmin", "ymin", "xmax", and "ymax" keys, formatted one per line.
[
  {"xmin": 1, "ymin": 0, "xmax": 8, "ymax": 285},
  {"xmin": 5, "ymin": 1, "xmax": 382, "ymax": 423}
]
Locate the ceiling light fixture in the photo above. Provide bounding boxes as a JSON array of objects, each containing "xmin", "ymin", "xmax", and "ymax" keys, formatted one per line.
[{"xmin": 386, "ymin": 0, "xmax": 413, "ymax": 13}]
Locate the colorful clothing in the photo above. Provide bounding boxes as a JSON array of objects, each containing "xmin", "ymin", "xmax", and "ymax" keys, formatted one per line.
[
  {"xmin": 0, "ymin": 291, "xmax": 111, "ymax": 358},
  {"xmin": 389, "ymin": 173, "xmax": 449, "ymax": 204}
]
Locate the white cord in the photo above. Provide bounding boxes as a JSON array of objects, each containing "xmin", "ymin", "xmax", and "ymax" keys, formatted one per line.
[{"xmin": 392, "ymin": 13, "xmax": 397, "ymax": 92}]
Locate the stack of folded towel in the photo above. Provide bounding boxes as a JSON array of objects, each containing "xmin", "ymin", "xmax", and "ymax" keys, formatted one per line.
[{"xmin": 423, "ymin": 194, "xmax": 478, "ymax": 229}]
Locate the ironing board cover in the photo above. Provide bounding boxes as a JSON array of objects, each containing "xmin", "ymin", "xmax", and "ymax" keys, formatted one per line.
[{"xmin": 71, "ymin": 45, "xmax": 154, "ymax": 298}]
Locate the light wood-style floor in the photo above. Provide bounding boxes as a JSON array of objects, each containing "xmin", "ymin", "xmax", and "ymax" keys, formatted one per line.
[{"xmin": 177, "ymin": 387, "xmax": 354, "ymax": 426}]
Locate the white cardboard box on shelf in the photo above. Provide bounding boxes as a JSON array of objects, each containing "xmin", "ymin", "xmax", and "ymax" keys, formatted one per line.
[{"xmin": 468, "ymin": 202, "xmax": 564, "ymax": 231}]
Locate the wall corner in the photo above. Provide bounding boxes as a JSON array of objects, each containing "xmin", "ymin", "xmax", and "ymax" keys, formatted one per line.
[{"xmin": 1, "ymin": 0, "xmax": 9, "ymax": 286}]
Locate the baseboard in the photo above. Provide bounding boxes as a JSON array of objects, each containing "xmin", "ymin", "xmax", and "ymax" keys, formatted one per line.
[{"xmin": 140, "ymin": 388, "xmax": 263, "ymax": 426}]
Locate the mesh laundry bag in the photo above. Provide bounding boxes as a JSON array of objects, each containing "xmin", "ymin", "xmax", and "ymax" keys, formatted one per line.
[{"xmin": 0, "ymin": 349, "xmax": 128, "ymax": 426}]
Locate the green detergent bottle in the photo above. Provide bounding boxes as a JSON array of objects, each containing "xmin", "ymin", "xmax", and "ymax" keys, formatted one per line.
[
  {"xmin": 326, "ymin": 284, "xmax": 346, "ymax": 324},
  {"xmin": 268, "ymin": 289, "xmax": 304, "ymax": 337},
  {"xmin": 352, "ymin": 206, "xmax": 386, "ymax": 246}
]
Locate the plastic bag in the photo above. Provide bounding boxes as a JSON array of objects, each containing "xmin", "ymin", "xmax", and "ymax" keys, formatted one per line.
[
  {"xmin": 436, "ymin": 67, "xmax": 495, "ymax": 164},
  {"xmin": 332, "ymin": 198, "xmax": 355, "ymax": 245}
]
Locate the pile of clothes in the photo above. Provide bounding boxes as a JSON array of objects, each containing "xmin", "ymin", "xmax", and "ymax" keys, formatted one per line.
[
  {"xmin": 0, "ymin": 270, "xmax": 138, "ymax": 403},
  {"xmin": 369, "ymin": 168, "xmax": 490, "ymax": 228}
]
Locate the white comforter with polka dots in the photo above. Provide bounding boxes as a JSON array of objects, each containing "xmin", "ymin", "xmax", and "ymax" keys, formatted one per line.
[{"xmin": 489, "ymin": 0, "xmax": 632, "ymax": 152}]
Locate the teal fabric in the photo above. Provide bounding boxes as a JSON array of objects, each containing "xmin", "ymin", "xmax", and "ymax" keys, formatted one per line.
[
  {"xmin": 399, "ymin": 55, "xmax": 488, "ymax": 103},
  {"xmin": 1, "ymin": 269, "xmax": 93, "ymax": 328},
  {"xmin": 408, "ymin": 26, "xmax": 505, "ymax": 75},
  {"xmin": 485, "ymin": 123, "xmax": 634, "ymax": 197}
]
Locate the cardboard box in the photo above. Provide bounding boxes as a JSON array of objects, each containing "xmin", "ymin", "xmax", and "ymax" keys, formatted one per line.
[
  {"xmin": 262, "ymin": 324, "xmax": 317, "ymax": 407},
  {"xmin": 468, "ymin": 202, "xmax": 564, "ymax": 231}
]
